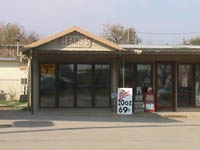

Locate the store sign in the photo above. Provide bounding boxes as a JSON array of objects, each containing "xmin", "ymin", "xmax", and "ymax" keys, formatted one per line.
[
  {"xmin": 117, "ymin": 88, "xmax": 132, "ymax": 115},
  {"xmin": 41, "ymin": 64, "xmax": 56, "ymax": 75},
  {"xmin": 58, "ymin": 35, "xmax": 92, "ymax": 48}
]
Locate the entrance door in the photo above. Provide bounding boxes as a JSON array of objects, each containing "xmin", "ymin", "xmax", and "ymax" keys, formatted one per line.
[
  {"xmin": 178, "ymin": 64, "xmax": 194, "ymax": 107},
  {"xmin": 156, "ymin": 63, "xmax": 174, "ymax": 110},
  {"xmin": 40, "ymin": 64, "xmax": 57, "ymax": 108},
  {"xmin": 58, "ymin": 64, "xmax": 74, "ymax": 107},
  {"xmin": 77, "ymin": 64, "xmax": 93, "ymax": 107}
]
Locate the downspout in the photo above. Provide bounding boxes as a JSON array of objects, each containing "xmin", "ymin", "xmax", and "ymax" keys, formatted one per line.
[
  {"xmin": 122, "ymin": 59, "xmax": 125, "ymax": 87},
  {"xmin": 22, "ymin": 54, "xmax": 31, "ymax": 111},
  {"xmin": 30, "ymin": 50, "xmax": 34, "ymax": 114},
  {"xmin": 22, "ymin": 49, "xmax": 34, "ymax": 114}
]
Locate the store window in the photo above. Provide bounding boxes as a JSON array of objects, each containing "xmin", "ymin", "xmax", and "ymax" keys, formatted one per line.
[
  {"xmin": 77, "ymin": 64, "xmax": 92, "ymax": 107},
  {"xmin": 94, "ymin": 64, "xmax": 110, "ymax": 107},
  {"xmin": 21, "ymin": 78, "xmax": 27, "ymax": 85},
  {"xmin": 136, "ymin": 64, "xmax": 153, "ymax": 95},
  {"xmin": 196, "ymin": 64, "xmax": 200, "ymax": 107},
  {"xmin": 120, "ymin": 63, "xmax": 153, "ymax": 100},
  {"xmin": 59, "ymin": 64, "xmax": 74, "ymax": 107},
  {"xmin": 178, "ymin": 64, "xmax": 194, "ymax": 107},
  {"xmin": 119, "ymin": 63, "xmax": 135, "ymax": 88},
  {"xmin": 157, "ymin": 64, "xmax": 173, "ymax": 107},
  {"xmin": 40, "ymin": 64, "xmax": 56, "ymax": 107}
]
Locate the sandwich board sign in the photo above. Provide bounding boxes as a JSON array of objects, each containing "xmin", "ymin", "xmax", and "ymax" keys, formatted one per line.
[{"xmin": 117, "ymin": 88, "xmax": 133, "ymax": 115}]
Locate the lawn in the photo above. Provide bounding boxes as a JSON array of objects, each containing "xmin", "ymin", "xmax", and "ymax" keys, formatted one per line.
[{"xmin": 0, "ymin": 100, "xmax": 28, "ymax": 110}]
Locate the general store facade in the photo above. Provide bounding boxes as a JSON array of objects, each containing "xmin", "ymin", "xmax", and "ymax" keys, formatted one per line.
[{"xmin": 24, "ymin": 26, "xmax": 200, "ymax": 112}]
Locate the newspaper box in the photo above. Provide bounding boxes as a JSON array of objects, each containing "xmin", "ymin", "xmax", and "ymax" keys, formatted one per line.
[
  {"xmin": 144, "ymin": 88, "xmax": 155, "ymax": 112},
  {"xmin": 134, "ymin": 87, "xmax": 144, "ymax": 113}
]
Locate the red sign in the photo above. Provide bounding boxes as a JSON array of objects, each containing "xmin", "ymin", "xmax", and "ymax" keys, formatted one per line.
[{"xmin": 119, "ymin": 90, "xmax": 130, "ymax": 99}]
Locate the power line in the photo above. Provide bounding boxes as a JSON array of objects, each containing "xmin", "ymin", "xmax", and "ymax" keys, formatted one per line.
[{"xmin": 135, "ymin": 31, "xmax": 199, "ymax": 35}]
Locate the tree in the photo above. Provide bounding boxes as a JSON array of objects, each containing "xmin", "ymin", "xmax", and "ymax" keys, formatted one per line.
[
  {"xmin": 183, "ymin": 37, "xmax": 200, "ymax": 45},
  {"xmin": 101, "ymin": 24, "xmax": 141, "ymax": 44},
  {"xmin": 0, "ymin": 22, "xmax": 39, "ymax": 45}
]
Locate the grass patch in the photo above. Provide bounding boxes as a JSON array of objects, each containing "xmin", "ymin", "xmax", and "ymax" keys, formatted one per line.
[{"xmin": 0, "ymin": 100, "xmax": 28, "ymax": 110}]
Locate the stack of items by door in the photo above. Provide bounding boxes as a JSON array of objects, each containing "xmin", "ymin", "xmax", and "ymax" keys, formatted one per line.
[{"xmin": 134, "ymin": 87, "xmax": 144, "ymax": 112}]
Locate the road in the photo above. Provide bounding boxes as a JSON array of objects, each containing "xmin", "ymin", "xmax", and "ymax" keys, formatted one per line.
[{"xmin": 0, "ymin": 110, "xmax": 200, "ymax": 150}]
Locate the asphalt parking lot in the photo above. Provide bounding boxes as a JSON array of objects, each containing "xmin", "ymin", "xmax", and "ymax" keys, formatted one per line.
[{"xmin": 1, "ymin": 109, "xmax": 200, "ymax": 150}]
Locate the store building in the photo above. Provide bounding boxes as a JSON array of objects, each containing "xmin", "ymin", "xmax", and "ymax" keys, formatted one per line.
[{"xmin": 24, "ymin": 26, "xmax": 200, "ymax": 112}]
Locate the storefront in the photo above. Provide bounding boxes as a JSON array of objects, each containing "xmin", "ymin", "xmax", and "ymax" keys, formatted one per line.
[{"xmin": 24, "ymin": 26, "xmax": 200, "ymax": 113}]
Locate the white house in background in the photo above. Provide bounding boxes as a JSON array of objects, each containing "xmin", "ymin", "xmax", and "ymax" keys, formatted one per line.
[{"xmin": 0, "ymin": 45, "xmax": 28, "ymax": 100}]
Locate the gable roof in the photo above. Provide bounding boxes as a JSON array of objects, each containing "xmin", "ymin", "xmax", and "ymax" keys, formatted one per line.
[{"xmin": 25, "ymin": 26, "xmax": 123, "ymax": 51}]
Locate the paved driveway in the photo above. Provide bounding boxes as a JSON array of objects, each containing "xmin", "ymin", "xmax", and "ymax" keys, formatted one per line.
[{"xmin": 0, "ymin": 110, "xmax": 200, "ymax": 150}]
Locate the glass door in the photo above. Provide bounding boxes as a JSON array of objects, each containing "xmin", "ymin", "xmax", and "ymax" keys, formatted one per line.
[
  {"xmin": 58, "ymin": 64, "xmax": 74, "ymax": 107},
  {"xmin": 77, "ymin": 64, "xmax": 92, "ymax": 107},
  {"xmin": 94, "ymin": 64, "xmax": 110, "ymax": 107},
  {"xmin": 40, "ymin": 64, "xmax": 57, "ymax": 107},
  {"xmin": 156, "ymin": 63, "xmax": 174, "ymax": 110},
  {"xmin": 178, "ymin": 64, "xmax": 194, "ymax": 107},
  {"xmin": 196, "ymin": 64, "xmax": 200, "ymax": 107}
]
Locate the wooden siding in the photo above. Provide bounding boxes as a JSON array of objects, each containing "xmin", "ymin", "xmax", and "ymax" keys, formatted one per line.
[{"xmin": 35, "ymin": 32, "xmax": 116, "ymax": 51}]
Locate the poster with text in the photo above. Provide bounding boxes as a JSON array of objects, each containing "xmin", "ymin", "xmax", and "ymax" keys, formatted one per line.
[{"xmin": 117, "ymin": 88, "xmax": 133, "ymax": 115}]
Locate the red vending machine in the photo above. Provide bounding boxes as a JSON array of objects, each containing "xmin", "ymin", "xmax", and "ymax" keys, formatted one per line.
[{"xmin": 144, "ymin": 87, "xmax": 155, "ymax": 112}]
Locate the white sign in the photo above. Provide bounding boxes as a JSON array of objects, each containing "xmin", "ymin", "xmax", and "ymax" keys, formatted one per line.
[
  {"xmin": 117, "ymin": 88, "xmax": 133, "ymax": 115},
  {"xmin": 145, "ymin": 103, "xmax": 154, "ymax": 110}
]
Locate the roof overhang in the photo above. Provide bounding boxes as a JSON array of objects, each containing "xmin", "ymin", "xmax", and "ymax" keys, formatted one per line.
[{"xmin": 25, "ymin": 26, "xmax": 123, "ymax": 51}]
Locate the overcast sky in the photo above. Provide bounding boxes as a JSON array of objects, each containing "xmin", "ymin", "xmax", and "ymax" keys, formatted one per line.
[{"xmin": 0, "ymin": 0, "xmax": 200, "ymax": 45}]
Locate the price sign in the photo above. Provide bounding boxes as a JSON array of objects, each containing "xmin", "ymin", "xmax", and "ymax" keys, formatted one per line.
[{"xmin": 117, "ymin": 88, "xmax": 133, "ymax": 115}]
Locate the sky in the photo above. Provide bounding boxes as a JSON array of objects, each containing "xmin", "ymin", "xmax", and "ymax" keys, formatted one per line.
[{"xmin": 0, "ymin": 0, "xmax": 200, "ymax": 45}]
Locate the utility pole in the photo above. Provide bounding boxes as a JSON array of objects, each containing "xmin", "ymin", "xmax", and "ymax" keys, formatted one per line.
[{"xmin": 127, "ymin": 28, "xmax": 130, "ymax": 44}]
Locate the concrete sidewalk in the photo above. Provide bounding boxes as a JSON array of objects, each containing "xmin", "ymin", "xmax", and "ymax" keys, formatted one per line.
[{"xmin": 1, "ymin": 109, "xmax": 200, "ymax": 150}]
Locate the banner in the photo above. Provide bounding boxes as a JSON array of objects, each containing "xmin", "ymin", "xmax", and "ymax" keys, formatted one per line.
[{"xmin": 117, "ymin": 88, "xmax": 132, "ymax": 115}]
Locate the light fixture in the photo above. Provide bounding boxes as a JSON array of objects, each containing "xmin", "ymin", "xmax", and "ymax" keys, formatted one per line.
[{"xmin": 133, "ymin": 49, "xmax": 143, "ymax": 55}]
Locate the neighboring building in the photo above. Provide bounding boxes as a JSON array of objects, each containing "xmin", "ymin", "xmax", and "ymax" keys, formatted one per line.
[
  {"xmin": 0, "ymin": 45, "xmax": 28, "ymax": 100},
  {"xmin": 23, "ymin": 26, "xmax": 200, "ymax": 112}
]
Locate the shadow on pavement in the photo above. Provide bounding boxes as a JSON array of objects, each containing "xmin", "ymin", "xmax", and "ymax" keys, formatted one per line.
[
  {"xmin": 0, "ymin": 124, "xmax": 200, "ymax": 135},
  {"xmin": 13, "ymin": 120, "xmax": 54, "ymax": 128},
  {"xmin": 0, "ymin": 109, "xmax": 182, "ymax": 123}
]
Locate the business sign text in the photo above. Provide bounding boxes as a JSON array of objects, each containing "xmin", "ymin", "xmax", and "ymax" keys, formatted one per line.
[{"xmin": 58, "ymin": 35, "xmax": 92, "ymax": 48}]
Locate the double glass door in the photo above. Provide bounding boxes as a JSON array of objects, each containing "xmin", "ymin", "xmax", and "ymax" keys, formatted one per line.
[
  {"xmin": 156, "ymin": 63, "xmax": 174, "ymax": 110},
  {"xmin": 40, "ymin": 64, "xmax": 110, "ymax": 108}
]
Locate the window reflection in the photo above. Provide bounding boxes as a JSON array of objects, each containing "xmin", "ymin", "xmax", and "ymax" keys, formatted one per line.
[
  {"xmin": 40, "ymin": 64, "xmax": 56, "ymax": 107},
  {"xmin": 137, "ymin": 64, "xmax": 152, "ymax": 95},
  {"xmin": 157, "ymin": 64, "xmax": 172, "ymax": 107},
  {"xmin": 59, "ymin": 64, "xmax": 74, "ymax": 107},
  {"xmin": 120, "ymin": 63, "xmax": 135, "ymax": 88},
  {"xmin": 77, "ymin": 64, "xmax": 92, "ymax": 107},
  {"xmin": 120, "ymin": 63, "xmax": 153, "ymax": 98},
  {"xmin": 95, "ymin": 64, "xmax": 110, "ymax": 107},
  {"xmin": 196, "ymin": 64, "xmax": 200, "ymax": 107},
  {"xmin": 178, "ymin": 64, "xmax": 193, "ymax": 107}
]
